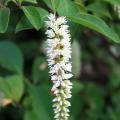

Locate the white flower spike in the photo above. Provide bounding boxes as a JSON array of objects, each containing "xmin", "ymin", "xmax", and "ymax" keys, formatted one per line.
[{"xmin": 45, "ymin": 13, "xmax": 73, "ymax": 120}]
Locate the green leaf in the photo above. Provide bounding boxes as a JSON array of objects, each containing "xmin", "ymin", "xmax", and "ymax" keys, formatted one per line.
[
  {"xmin": 22, "ymin": 6, "xmax": 41, "ymax": 30},
  {"xmin": 104, "ymin": 0, "xmax": 120, "ymax": 5},
  {"xmin": 16, "ymin": 15, "xmax": 33, "ymax": 32},
  {"xmin": 70, "ymin": 81, "xmax": 84, "ymax": 119},
  {"xmin": 0, "ymin": 8, "xmax": 10, "ymax": 33},
  {"xmin": 0, "ymin": 75, "xmax": 24, "ymax": 102},
  {"xmin": 27, "ymin": 85, "xmax": 53, "ymax": 120},
  {"xmin": 0, "ymin": 41, "xmax": 23, "ymax": 73},
  {"xmin": 68, "ymin": 13, "xmax": 120, "ymax": 43},
  {"xmin": 74, "ymin": 0, "xmax": 87, "ymax": 13},
  {"xmin": 72, "ymin": 81, "xmax": 84, "ymax": 94},
  {"xmin": 24, "ymin": 110, "xmax": 40, "ymax": 120},
  {"xmin": 25, "ymin": 0, "xmax": 37, "ymax": 3},
  {"xmin": 36, "ymin": 7, "xmax": 49, "ymax": 25},
  {"xmin": 57, "ymin": 0, "xmax": 81, "ymax": 16},
  {"xmin": 87, "ymin": 2, "xmax": 111, "ymax": 19},
  {"xmin": 42, "ymin": 0, "xmax": 60, "ymax": 12},
  {"xmin": 16, "ymin": 7, "xmax": 48, "ymax": 32},
  {"xmin": 20, "ymin": 0, "xmax": 37, "ymax": 4},
  {"xmin": 32, "ymin": 57, "xmax": 49, "ymax": 84},
  {"xmin": 74, "ymin": 0, "xmax": 84, "ymax": 5}
]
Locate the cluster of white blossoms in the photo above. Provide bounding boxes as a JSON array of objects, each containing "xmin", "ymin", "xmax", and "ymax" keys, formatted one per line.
[
  {"xmin": 45, "ymin": 13, "xmax": 73, "ymax": 120},
  {"xmin": 114, "ymin": 5, "xmax": 120, "ymax": 19}
]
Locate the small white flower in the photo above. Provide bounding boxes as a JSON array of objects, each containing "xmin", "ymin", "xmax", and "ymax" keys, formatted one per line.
[
  {"xmin": 45, "ymin": 13, "xmax": 73, "ymax": 120},
  {"xmin": 45, "ymin": 29, "xmax": 55, "ymax": 38}
]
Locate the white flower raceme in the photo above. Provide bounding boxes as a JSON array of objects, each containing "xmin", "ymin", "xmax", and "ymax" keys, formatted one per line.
[{"xmin": 45, "ymin": 13, "xmax": 73, "ymax": 120}]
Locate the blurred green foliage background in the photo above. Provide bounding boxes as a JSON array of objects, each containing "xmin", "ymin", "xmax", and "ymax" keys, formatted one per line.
[{"xmin": 0, "ymin": 0, "xmax": 120, "ymax": 120}]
